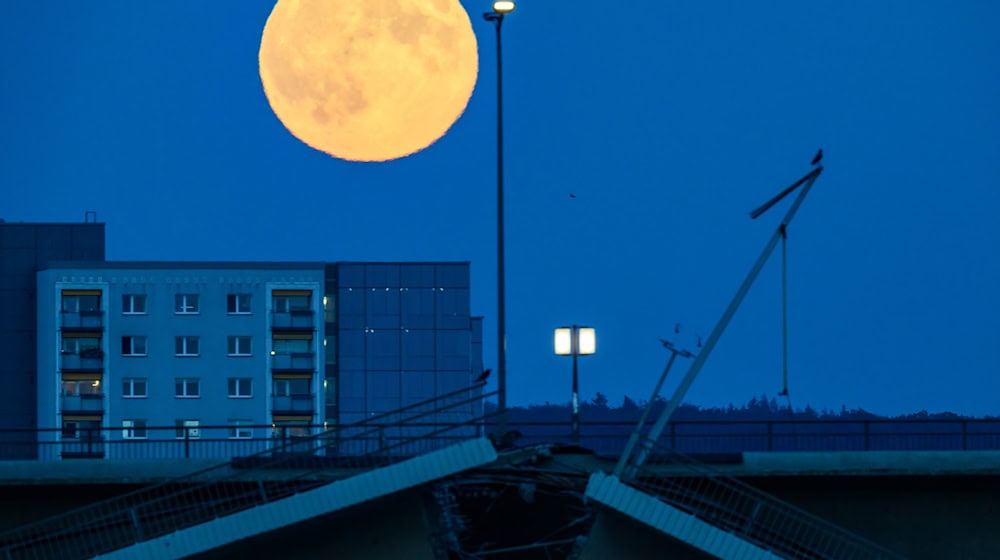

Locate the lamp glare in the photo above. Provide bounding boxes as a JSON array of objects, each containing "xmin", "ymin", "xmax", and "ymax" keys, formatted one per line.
[
  {"xmin": 554, "ymin": 328, "xmax": 572, "ymax": 355},
  {"xmin": 578, "ymin": 327, "xmax": 596, "ymax": 355},
  {"xmin": 493, "ymin": 1, "xmax": 515, "ymax": 13}
]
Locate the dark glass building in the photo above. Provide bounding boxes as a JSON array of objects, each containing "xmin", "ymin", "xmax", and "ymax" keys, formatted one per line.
[{"xmin": 0, "ymin": 220, "xmax": 106, "ymax": 458}]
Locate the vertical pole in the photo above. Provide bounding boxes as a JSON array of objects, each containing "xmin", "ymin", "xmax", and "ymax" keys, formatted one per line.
[
  {"xmin": 780, "ymin": 225, "xmax": 789, "ymax": 396},
  {"xmin": 614, "ymin": 351, "xmax": 679, "ymax": 476},
  {"xmin": 572, "ymin": 326, "xmax": 580, "ymax": 444},
  {"xmin": 494, "ymin": 16, "xmax": 508, "ymax": 439}
]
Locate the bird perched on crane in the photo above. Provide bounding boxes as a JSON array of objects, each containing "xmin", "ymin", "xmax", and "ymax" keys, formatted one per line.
[
  {"xmin": 811, "ymin": 148, "xmax": 823, "ymax": 166},
  {"xmin": 475, "ymin": 368, "xmax": 492, "ymax": 383}
]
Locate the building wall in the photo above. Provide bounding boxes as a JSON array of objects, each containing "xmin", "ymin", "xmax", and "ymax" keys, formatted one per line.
[
  {"xmin": 36, "ymin": 263, "xmax": 324, "ymax": 460},
  {"xmin": 328, "ymin": 263, "xmax": 482, "ymax": 428},
  {"xmin": 0, "ymin": 222, "xmax": 105, "ymax": 459}
]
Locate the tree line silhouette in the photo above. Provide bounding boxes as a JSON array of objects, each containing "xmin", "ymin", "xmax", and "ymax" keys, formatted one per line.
[{"xmin": 486, "ymin": 393, "xmax": 996, "ymax": 423}]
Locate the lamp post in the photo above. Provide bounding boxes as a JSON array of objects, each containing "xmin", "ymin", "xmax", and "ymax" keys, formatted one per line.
[
  {"xmin": 554, "ymin": 325, "xmax": 596, "ymax": 444},
  {"xmin": 483, "ymin": 1, "xmax": 514, "ymax": 436}
]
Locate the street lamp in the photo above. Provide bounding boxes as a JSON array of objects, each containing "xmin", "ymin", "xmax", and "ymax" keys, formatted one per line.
[
  {"xmin": 483, "ymin": 1, "xmax": 514, "ymax": 436},
  {"xmin": 554, "ymin": 325, "xmax": 596, "ymax": 444}
]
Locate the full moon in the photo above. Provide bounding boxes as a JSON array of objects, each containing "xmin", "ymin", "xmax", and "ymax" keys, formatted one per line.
[{"xmin": 259, "ymin": 0, "xmax": 479, "ymax": 162}]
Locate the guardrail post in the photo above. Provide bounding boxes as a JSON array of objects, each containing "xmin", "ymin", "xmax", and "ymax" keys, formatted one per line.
[{"xmin": 184, "ymin": 429, "xmax": 190, "ymax": 459}]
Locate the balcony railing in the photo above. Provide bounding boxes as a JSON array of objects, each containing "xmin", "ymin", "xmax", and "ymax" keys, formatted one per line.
[
  {"xmin": 271, "ymin": 310, "xmax": 314, "ymax": 331},
  {"xmin": 60, "ymin": 433, "xmax": 105, "ymax": 459},
  {"xmin": 61, "ymin": 393, "xmax": 105, "ymax": 414},
  {"xmin": 271, "ymin": 352, "xmax": 314, "ymax": 372},
  {"xmin": 60, "ymin": 311, "xmax": 103, "ymax": 331},
  {"xmin": 60, "ymin": 353, "xmax": 104, "ymax": 372},
  {"xmin": 272, "ymin": 394, "xmax": 315, "ymax": 415}
]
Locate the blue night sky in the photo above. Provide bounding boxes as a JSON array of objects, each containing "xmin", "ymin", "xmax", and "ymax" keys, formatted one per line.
[{"xmin": 2, "ymin": 2, "xmax": 998, "ymax": 416}]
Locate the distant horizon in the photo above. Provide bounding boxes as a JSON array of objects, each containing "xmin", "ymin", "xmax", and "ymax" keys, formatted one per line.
[{"xmin": 491, "ymin": 392, "xmax": 1000, "ymax": 420}]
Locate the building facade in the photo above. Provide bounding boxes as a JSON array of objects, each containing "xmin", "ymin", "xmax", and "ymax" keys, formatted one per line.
[
  {"xmin": 0, "ymin": 221, "xmax": 105, "ymax": 459},
  {"xmin": 326, "ymin": 262, "xmax": 485, "ymax": 425},
  {"xmin": 34, "ymin": 261, "xmax": 483, "ymax": 459}
]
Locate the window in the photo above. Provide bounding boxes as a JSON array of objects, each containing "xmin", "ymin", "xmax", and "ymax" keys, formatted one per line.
[
  {"xmin": 227, "ymin": 336, "xmax": 252, "ymax": 356},
  {"xmin": 229, "ymin": 420, "xmax": 253, "ymax": 439},
  {"xmin": 175, "ymin": 419, "xmax": 200, "ymax": 439},
  {"xmin": 273, "ymin": 378, "xmax": 311, "ymax": 396},
  {"xmin": 227, "ymin": 294, "xmax": 251, "ymax": 314},
  {"xmin": 175, "ymin": 336, "xmax": 200, "ymax": 356},
  {"xmin": 175, "ymin": 378, "xmax": 200, "ymax": 398},
  {"xmin": 62, "ymin": 337, "xmax": 100, "ymax": 355},
  {"xmin": 62, "ymin": 421, "xmax": 79, "ymax": 439},
  {"xmin": 323, "ymin": 294, "xmax": 335, "ymax": 323},
  {"xmin": 227, "ymin": 377, "xmax": 252, "ymax": 398},
  {"xmin": 122, "ymin": 377, "xmax": 147, "ymax": 398},
  {"xmin": 324, "ymin": 336, "xmax": 337, "ymax": 364},
  {"xmin": 122, "ymin": 294, "xmax": 147, "ymax": 314},
  {"xmin": 121, "ymin": 336, "xmax": 147, "ymax": 356},
  {"xmin": 272, "ymin": 338, "xmax": 311, "ymax": 354},
  {"xmin": 174, "ymin": 294, "xmax": 199, "ymax": 314},
  {"xmin": 273, "ymin": 294, "xmax": 311, "ymax": 312},
  {"xmin": 123, "ymin": 420, "xmax": 147, "ymax": 439},
  {"xmin": 62, "ymin": 293, "xmax": 100, "ymax": 313},
  {"xmin": 272, "ymin": 421, "xmax": 310, "ymax": 438},
  {"xmin": 62, "ymin": 378, "xmax": 101, "ymax": 396}
]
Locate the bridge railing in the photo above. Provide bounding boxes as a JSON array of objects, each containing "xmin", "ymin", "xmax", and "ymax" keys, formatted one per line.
[
  {"xmin": 630, "ymin": 443, "xmax": 908, "ymax": 560},
  {"xmin": 2, "ymin": 418, "xmax": 999, "ymax": 461},
  {"xmin": 497, "ymin": 418, "xmax": 1000, "ymax": 457},
  {"xmin": 0, "ymin": 384, "xmax": 496, "ymax": 560}
]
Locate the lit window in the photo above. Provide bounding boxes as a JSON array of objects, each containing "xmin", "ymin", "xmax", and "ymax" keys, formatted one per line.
[
  {"xmin": 62, "ymin": 378, "xmax": 101, "ymax": 396},
  {"xmin": 174, "ymin": 294, "xmax": 200, "ymax": 314},
  {"xmin": 175, "ymin": 378, "xmax": 200, "ymax": 398},
  {"xmin": 121, "ymin": 336, "xmax": 147, "ymax": 356},
  {"xmin": 227, "ymin": 377, "xmax": 253, "ymax": 398},
  {"xmin": 122, "ymin": 419, "xmax": 147, "ymax": 439},
  {"xmin": 122, "ymin": 294, "xmax": 147, "ymax": 314},
  {"xmin": 175, "ymin": 419, "xmax": 200, "ymax": 439},
  {"xmin": 227, "ymin": 336, "xmax": 252, "ymax": 356},
  {"xmin": 122, "ymin": 377, "xmax": 147, "ymax": 398},
  {"xmin": 227, "ymin": 294, "xmax": 252, "ymax": 314},
  {"xmin": 175, "ymin": 336, "xmax": 200, "ymax": 356}
]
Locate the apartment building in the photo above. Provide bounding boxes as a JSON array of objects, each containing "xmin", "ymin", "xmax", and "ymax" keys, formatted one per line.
[
  {"xmin": 35, "ymin": 261, "xmax": 483, "ymax": 459},
  {"xmin": 36, "ymin": 262, "xmax": 325, "ymax": 459}
]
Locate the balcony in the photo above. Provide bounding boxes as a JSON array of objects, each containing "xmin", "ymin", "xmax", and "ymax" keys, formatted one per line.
[
  {"xmin": 271, "ymin": 310, "xmax": 315, "ymax": 332},
  {"xmin": 61, "ymin": 393, "xmax": 105, "ymax": 414},
  {"xmin": 61, "ymin": 434, "xmax": 105, "ymax": 459},
  {"xmin": 271, "ymin": 352, "xmax": 314, "ymax": 373},
  {"xmin": 60, "ymin": 310, "xmax": 104, "ymax": 332},
  {"xmin": 271, "ymin": 394, "xmax": 315, "ymax": 415},
  {"xmin": 61, "ymin": 352, "xmax": 104, "ymax": 373}
]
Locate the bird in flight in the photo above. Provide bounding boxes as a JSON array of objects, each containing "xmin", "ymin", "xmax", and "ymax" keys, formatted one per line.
[
  {"xmin": 475, "ymin": 368, "xmax": 492, "ymax": 383},
  {"xmin": 569, "ymin": 193, "xmax": 576, "ymax": 199},
  {"xmin": 811, "ymin": 148, "xmax": 823, "ymax": 166}
]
